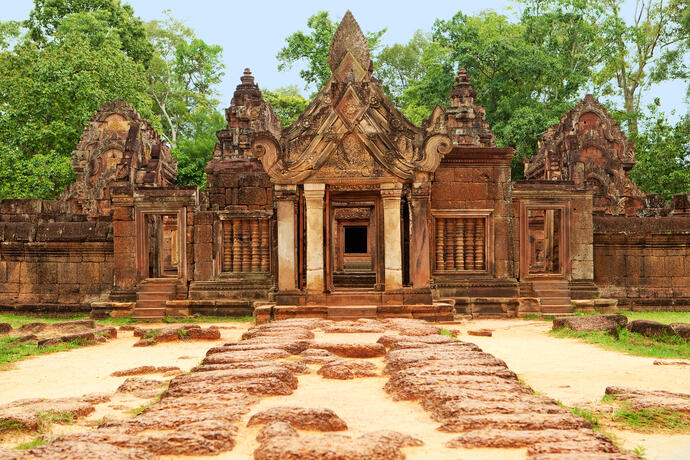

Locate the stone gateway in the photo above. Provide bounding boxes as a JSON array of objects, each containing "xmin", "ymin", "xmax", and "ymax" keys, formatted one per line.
[{"xmin": 1, "ymin": 12, "xmax": 689, "ymax": 320}]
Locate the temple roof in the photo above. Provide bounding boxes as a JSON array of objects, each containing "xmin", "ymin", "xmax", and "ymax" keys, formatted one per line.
[{"xmin": 211, "ymin": 11, "xmax": 503, "ymax": 185}]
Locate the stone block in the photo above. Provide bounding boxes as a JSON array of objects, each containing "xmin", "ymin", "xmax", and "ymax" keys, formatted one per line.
[
  {"xmin": 194, "ymin": 243, "xmax": 213, "ymax": 261},
  {"xmin": 112, "ymin": 207, "xmax": 133, "ymax": 221},
  {"xmin": 238, "ymin": 187, "xmax": 268, "ymax": 206},
  {"xmin": 194, "ymin": 224, "xmax": 213, "ymax": 244},
  {"xmin": 194, "ymin": 260, "xmax": 213, "ymax": 280},
  {"xmin": 113, "ymin": 220, "xmax": 135, "ymax": 238},
  {"xmin": 194, "ymin": 212, "xmax": 214, "ymax": 226}
]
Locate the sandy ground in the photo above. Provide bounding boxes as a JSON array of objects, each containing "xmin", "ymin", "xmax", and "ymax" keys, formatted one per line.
[
  {"xmin": 455, "ymin": 319, "xmax": 690, "ymax": 460},
  {"xmin": 1, "ymin": 318, "xmax": 689, "ymax": 459}
]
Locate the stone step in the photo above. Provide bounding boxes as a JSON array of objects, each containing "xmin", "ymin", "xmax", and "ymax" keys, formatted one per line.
[
  {"xmin": 540, "ymin": 296, "xmax": 571, "ymax": 305},
  {"xmin": 327, "ymin": 306, "xmax": 377, "ymax": 319},
  {"xmin": 132, "ymin": 307, "xmax": 165, "ymax": 319},
  {"xmin": 136, "ymin": 299, "xmax": 166, "ymax": 309}
]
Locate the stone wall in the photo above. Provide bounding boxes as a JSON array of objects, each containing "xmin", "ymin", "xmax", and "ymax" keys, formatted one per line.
[
  {"xmin": 593, "ymin": 216, "xmax": 690, "ymax": 308},
  {"xmin": 0, "ymin": 199, "xmax": 113, "ymax": 312}
]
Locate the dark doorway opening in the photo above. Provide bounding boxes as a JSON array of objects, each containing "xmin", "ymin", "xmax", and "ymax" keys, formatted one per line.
[{"xmin": 344, "ymin": 226, "xmax": 368, "ymax": 254}]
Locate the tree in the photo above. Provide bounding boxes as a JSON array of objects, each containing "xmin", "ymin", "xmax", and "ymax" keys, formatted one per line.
[
  {"xmin": 172, "ymin": 108, "xmax": 225, "ymax": 187},
  {"xmin": 630, "ymin": 109, "xmax": 690, "ymax": 199},
  {"xmin": 25, "ymin": 0, "xmax": 153, "ymax": 65},
  {"xmin": 145, "ymin": 12, "xmax": 224, "ymax": 148},
  {"xmin": 430, "ymin": 1, "xmax": 604, "ymax": 176},
  {"xmin": 375, "ymin": 30, "xmax": 429, "ymax": 105},
  {"xmin": 595, "ymin": 0, "xmax": 689, "ymax": 135},
  {"xmin": 263, "ymin": 86, "xmax": 309, "ymax": 128},
  {"xmin": 277, "ymin": 11, "xmax": 386, "ymax": 91},
  {"xmin": 0, "ymin": 11, "xmax": 152, "ymax": 199},
  {"xmin": 0, "ymin": 21, "xmax": 21, "ymax": 50}
]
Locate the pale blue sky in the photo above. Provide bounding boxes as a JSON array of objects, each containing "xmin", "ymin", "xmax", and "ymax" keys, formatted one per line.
[{"xmin": 3, "ymin": 0, "xmax": 688, "ymax": 122}]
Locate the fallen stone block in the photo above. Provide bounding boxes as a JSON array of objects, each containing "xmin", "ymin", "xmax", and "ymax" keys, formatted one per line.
[
  {"xmin": 626, "ymin": 320, "xmax": 674, "ymax": 338},
  {"xmin": 317, "ymin": 360, "xmax": 378, "ymax": 379},
  {"xmin": 247, "ymin": 407, "xmax": 348, "ymax": 431},
  {"xmin": 308, "ymin": 342, "xmax": 386, "ymax": 358}
]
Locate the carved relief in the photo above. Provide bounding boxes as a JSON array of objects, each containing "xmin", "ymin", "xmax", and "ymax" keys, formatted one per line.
[
  {"xmin": 61, "ymin": 99, "xmax": 176, "ymax": 217},
  {"xmin": 525, "ymin": 95, "xmax": 644, "ymax": 215}
]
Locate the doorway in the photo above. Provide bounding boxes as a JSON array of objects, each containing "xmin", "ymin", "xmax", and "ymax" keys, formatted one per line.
[{"xmin": 329, "ymin": 193, "xmax": 381, "ymax": 290}]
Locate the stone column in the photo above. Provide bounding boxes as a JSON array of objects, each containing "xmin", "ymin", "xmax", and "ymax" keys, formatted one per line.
[
  {"xmin": 275, "ymin": 185, "xmax": 297, "ymax": 291},
  {"xmin": 381, "ymin": 182, "xmax": 403, "ymax": 291},
  {"xmin": 304, "ymin": 183, "xmax": 326, "ymax": 292},
  {"xmin": 409, "ymin": 181, "xmax": 431, "ymax": 288}
]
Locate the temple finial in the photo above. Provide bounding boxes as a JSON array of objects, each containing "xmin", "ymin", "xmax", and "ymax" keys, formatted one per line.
[{"xmin": 328, "ymin": 11, "xmax": 371, "ymax": 73}]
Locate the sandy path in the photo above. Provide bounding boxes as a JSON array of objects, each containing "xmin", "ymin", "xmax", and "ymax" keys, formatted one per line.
[
  {"xmin": 456, "ymin": 319, "xmax": 690, "ymax": 460},
  {"xmin": 0, "ymin": 322, "xmax": 250, "ymax": 404},
  {"xmin": 221, "ymin": 330, "xmax": 526, "ymax": 460}
]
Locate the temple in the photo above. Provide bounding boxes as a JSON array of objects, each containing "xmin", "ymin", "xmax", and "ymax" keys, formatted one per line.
[{"xmin": 1, "ymin": 12, "xmax": 689, "ymax": 320}]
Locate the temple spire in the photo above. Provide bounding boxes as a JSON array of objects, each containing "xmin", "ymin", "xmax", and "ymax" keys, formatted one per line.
[{"xmin": 328, "ymin": 11, "xmax": 371, "ymax": 74}]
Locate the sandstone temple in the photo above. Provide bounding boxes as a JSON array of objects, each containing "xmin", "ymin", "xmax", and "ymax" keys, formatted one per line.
[{"xmin": 1, "ymin": 12, "xmax": 688, "ymax": 321}]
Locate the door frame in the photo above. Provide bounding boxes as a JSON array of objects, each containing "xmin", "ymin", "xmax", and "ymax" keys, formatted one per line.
[{"xmin": 135, "ymin": 207, "xmax": 187, "ymax": 282}]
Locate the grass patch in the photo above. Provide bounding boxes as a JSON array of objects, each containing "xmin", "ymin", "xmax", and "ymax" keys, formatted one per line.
[
  {"xmin": 618, "ymin": 310, "xmax": 690, "ymax": 325},
  {"xmin": 0, "ymin": 314, "xmax": 89, "ymax": 328},
  {"xmin": 571, "ymin": 406, "xmax": 600, "ymax": 430},
  {"xmin": 15, "ymin": 437, "xmax": 45, "ymax": 450},
  {"xmin": 0, "ymin": 337, "xmax": 90, "ymax": 369},
  {"xmin": 440, "ymin": 328, "xmax": 457, "ymax": 338},
  {"xmin": 550, "ymin": 326, "xmax": 690, "ymax": 359},
  {"xmin": 522, "ymin": 313, "xmax": 552, "ymax": 321},
  {"xmin": 177, "ymin": 329, "xmax": 189, "ymax": 339},
  {"xmin": 0, "ymin": 420, "xmax": 25, "ymax": 432},
  {"xmin": 611, "ymin": 403, "xmax": 690, "ymax": 432},
  {"xmin": 35, "ymin": 410, "xmax": 75, "ymax": 432}
]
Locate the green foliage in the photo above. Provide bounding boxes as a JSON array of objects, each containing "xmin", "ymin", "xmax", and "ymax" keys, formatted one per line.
[
  {"xmin": 618, "ymin": 310, "xmax": 690, "ymax": 325},
  {"xmin": 375, "ymin": 30, "xmax": 430, "ymax": 105},
  {"xmin": 0, "ymin": 336, "xmax": 91, "ymax": 369},
  {"xmin": 0, "ymin": 21, "xmax": 22, "ymax": 50},
  {"xmin": 0, "ymin": 420, "xmax": 25, "ymax": 432},
  {"xmin": 36, "ymin": 410, "xmax": 74, "ymax": 432},
  {"xmin": 276, "ymin": 11, "xmax": 385, "ymax": 92},
  {"xmin": 594, "ymin": 0, "xmax": 689, "ymax": 135},
  {"xmin": 630, "ymin": 112, "xmax": 690, "ymax": 199},
  {"xmin": 145, "ymin": 12, "xmax": 224, "ymax": 148},
  {"xmin": 571, "ymin": 406, "xmax": 600, "ymax": 430},
  {"xmin": 612, "ymin": 402, "xmax": 690, "ymax": 432},
  {"xmin": 550, "ymin": 325, "xmax": 690, "ymax": 359},
  {"xmin": 26, "ymin": 0, "xmax": 153, "ymax": 65},
  {"xmin": 0, "ymin": 11, "xmax": 152, "ymax": 199},
  {"xmin": 15, "ymin": 437, "xmax": 46, "ymax": 450},
  {"xmin": 439, "ymin": 328, "xmax": 457, "ymax": 338},
  {"xmin": 263, "ymin": 86, "xmax": 309, "ymax": 128},
  {"xmin": 171, "ymin": 108, "xmax": 225, "ymax": 187}
]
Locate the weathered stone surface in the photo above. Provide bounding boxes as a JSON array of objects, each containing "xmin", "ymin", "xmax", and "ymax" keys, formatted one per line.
[
  {"xmin": 468, "ymin": 329, "xmax": 493, "ymax": 337},
  {"xmin": 437, "ymin": 413, "xmax": 591, "ymax": 432},
  {"xmin": 309, "ymin": 342, "xmax": 386, "ymax": 358},
  {"xmin": 430, "ymin": 399, "xmax": 566, "ymax": 421},
  {"xmin": 317, "ymin": 360, "xmax": 378, "ymax": 379},
  {"xmin": 553, "ymin": 316, "xmax": 619, "ymax": 337},
  {"xmin": 111, "ymin": 366, "xmax": 181, "ymax": 377},
  {"xmin": 0, "ymin": 397, "xmax": 95, "ymax": 431},
  {"xmin": 298, "ymin": 348, "xmax": 340, "ymax": 364},
  {"xmin": 626, "ymin": 320, "xmax": 674, "ymax": 338},
  {"xmin": 256, "ymin": 421, "xmax": 298, "ymax": 444},
  {"xmin": 391, "ymin": 363, "xmax": 517, "ymax": 380},
  {"xmin": 242, "ymin": 327, "xmax": 315, "ymax": 340},
  {"xmin": 0, "ymin": 323, "xmax": 11, "ymax": 334},
  {"xmin": 605, "ymin": 386, "xmax": 690, "ymax": 412},
  {"xmin": 168, "ymin": 367, "xmax": 298, "ymax": 391},
  {"xmin": 384, "ymin": 374, "xmax": 527, "ymax": 400},
  {"xmin": 247, "ymin": 407, "xmax": 348, "ymax": 431},
  {"xmin": 163, "ymin": 378, "xmax": 295, "ymax": 397},
  {"xmin": 653, "ymin": 360, "xmax": 689, "ymax": 366},
  {"xmin": 1, "ymin": 440, "xmax": 154, "ymax": 459},
  {"xmin": 446, "ymin": 428, "xmax": 610, "ymax": 448},
  {"xmin": 116, "ymin": 378, "xmax": 166, "ymax": 398},
  {"xmin": 253, "ymin": 428, "xmax": 424, "ymax": 460},
  {"xmin": 383, "ymin": 349, "xmax": 506, "ymax": 374},
  {"xmin": 193, "ymin": 361, "xmax": 309, "ymax": 375},
  {"xmin": 377, "ymin": 334, "xmax": 457, "ymax": 347},
  {"xmin": 203, "ymin": 349, "xmax": 291, "ymax": 364},
  {"xmin": 207, "ymin": 340, "xmax": 310, "ymax": 355},
  {"xmin": 386, "ymin": 319, "xmax": 441, "ymax": 336},
  {"xmin": 670, "ymin": 322, "xmax": 690, "ymax": 339},
  {"xmin": 323, "ymin": 323, "xmax": 385, "ymax": 333}
]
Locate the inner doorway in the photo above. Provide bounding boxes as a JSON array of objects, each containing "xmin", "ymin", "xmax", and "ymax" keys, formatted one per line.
[
  {"xmin": 329, "ymin": 193, "xmax": 381, "ymax": 290},
  {"xmin": 144, "ymin": 213, "xmax": 180, "ymax": 279},
  {"xmin": 527, "ymin": 208, "xmax": 562, "ymax": 274}
]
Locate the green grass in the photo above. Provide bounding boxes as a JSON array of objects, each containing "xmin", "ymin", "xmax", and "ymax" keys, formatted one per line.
[
  {"xmin": 612, "ymin": 403, "xmax": 690, "ymax": 432},
  {"xmin": 0, "ymin": 313, "xmax": 253, "ymax": 330},
  {"xmin": 0, "ymin": 337, "xmax": 89, "ymax": 369},
  {"xmin": 618, "ymin": 310, "xmax": 690, "ymax": 325},
  {"xmin": 0, "ymin": 420, "xmax": 25, "ymax": 432},
  {"xmin": 571, "ymin": 406, "xmax": 600, "ymax": 430},
  {"xmin": 15, "ymin": 437, "xmax": 46, "ymax": 450},
  {"xmin": 0, "ymin": 314, "xmax": 89, "ymax": 328},
  {"xmin": 440, "ymin": 328, "xmax": 457, "ymax": 338},
  {"xmin": 35, "ymin": 411, "xmax": 74, "ymax": 432},
  {"xmin": 551, "ymin": 326, "xmax": 690, "ymax": 359}
]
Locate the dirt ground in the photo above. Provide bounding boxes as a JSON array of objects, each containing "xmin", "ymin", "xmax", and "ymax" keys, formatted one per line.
[{"xmin": 1, "ymin": 318, "xmax": 688, "ymax": 459}]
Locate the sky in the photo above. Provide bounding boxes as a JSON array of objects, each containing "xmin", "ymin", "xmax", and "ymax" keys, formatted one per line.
[{"xmin": 3, "ymin": 0, "xmax": 688, "ymax": 122}]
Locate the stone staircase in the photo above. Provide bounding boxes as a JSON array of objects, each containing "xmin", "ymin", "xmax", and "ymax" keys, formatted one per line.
[
  {"xmin": 531, "ymin": 279, "xmax": 572, "ymax": 315},
  {"xmin": 134, "ymin": 278, "xmax": 186, "ymax": 320}
]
